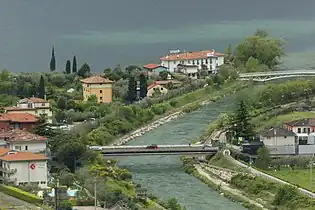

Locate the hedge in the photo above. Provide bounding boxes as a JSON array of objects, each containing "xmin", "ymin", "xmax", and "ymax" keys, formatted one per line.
[
  {"xmin": 71, "ymin": 199, "xmax": 95, "ymax": 206},
  {"xmin": 0, "ymin": 184, "xmax": 43, "ymax": 204}
]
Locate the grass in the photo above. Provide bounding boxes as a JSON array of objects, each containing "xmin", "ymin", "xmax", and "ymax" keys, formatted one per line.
[
  {"xmin": 266, "ymin": 168, "xmax": 315, "ymax": 192},
  {"xmin": 208, "ymin": 153, "xmax": 242, "ymax": 171},
  {"xmin": 254, "ymin": 112, "xmax": 315, "ymax": 131},
  {"xmin": 105, "ymin": 178, "xmax": 135, "ymax": 197}
]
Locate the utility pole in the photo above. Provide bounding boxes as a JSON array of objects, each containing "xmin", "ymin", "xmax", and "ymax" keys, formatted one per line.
[
  {"xmin": 94, "ymin": 178, "xmax": 97, "ymax": 210},
  {"xmin": 310, "ymin": 154, "xmax": 314, "ymax": 190}
]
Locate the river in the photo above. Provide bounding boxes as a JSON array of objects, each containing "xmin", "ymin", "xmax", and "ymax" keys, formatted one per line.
[{"xmin": 118, "ymin": 96, "xmax": 246, "ymax": 210}]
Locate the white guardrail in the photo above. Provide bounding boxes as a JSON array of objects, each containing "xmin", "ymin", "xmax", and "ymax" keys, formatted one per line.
[
  {"xmin": 223, "ymin": 149, "xmax": 315, "ymax": 198},
  {"xmin": 239, "ymin": 70, "xmax": 315, "ymax": 77}
]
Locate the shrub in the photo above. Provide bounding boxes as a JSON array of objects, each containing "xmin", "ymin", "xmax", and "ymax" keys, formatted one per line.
[{"xmin": 0, "ymin": 184, "xmax": 43, "ymax": 204}]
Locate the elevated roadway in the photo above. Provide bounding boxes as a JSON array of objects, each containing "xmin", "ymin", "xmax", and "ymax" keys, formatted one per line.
[
  {"xmin": 238, "ymin": 70, "xmax": 315, "ymax": 82},
  {"xmin": 89, "ymin": 144, "xmax": 218, "ymax": 156}
]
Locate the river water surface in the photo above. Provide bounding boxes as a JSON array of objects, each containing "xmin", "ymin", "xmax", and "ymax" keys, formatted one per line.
[{"xmin": 118, "ymin": 96, "xmax": 246, "ymax": 210}]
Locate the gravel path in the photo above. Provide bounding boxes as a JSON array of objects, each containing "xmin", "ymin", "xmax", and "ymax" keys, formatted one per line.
[{"xmin": 195, "ymin": 165, "xmax": 267, "ymax": 210}]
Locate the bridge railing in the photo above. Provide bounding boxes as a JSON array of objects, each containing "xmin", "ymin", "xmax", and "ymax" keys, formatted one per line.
[{"xmin": 239, "ymin": 70, "xmax": 315, "ymax": 77}]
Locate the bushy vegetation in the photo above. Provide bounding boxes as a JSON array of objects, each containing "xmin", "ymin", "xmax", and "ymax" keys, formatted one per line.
[{"xmin": 0, "ymin": 184, "xmax": 43, "ymax": 204}]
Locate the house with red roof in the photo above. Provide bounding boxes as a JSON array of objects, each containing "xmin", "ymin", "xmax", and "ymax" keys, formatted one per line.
[
  {"xmin": 0, "ymin": 113, "xmax": 39, "ymax": 130},
  {"xmin": 4, "ymin": 97, "xmax": 52, "ymax": 123},
  {"xmin": 0, "ymin": 148, "xmax": 48, "ymax": 188},
  {"xmin": 143, "ymin": 63, "xmax": 168, "ymax": 75},
  {"xmin": 160, "ymin": 49, "xmax": 224, "ymax": 74},
  {"xmin": 147, "ymin": 80, "xmax": 182, "ymax": 98},
  {"xmin": 0, "ymin": 129, "xmax": 47, "ymax": 154}
]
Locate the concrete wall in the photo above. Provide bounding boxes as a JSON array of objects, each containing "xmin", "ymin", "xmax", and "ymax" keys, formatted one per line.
[{"xmin": 265, "ymin": 145, "xmax": 296, "ymax": 155}]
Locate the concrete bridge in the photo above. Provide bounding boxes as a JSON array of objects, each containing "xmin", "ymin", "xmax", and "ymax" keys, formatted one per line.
[
  {"xmin": 238, "ymin": 70, "xmax": 315, "ymax": 82},
  {"xmin": 88, "ymin": 144, "xmax": 218, "ymax": 156}
]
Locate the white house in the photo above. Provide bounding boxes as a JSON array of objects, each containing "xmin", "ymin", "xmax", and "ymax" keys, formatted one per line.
[
  {"xmin": 0, "ymin": 129, "xmax": 47, "ymax": 154},
  {"xmin": 0, "ymin": 149, "xmax": 48, "ymax": 188},
  {"xmin": 260, "ymin": 127, "xmax": 297, "ymax": 155},
  {"xmin": 284, "ymin": 118, "xmax": 315, "ymax": 145},
  {"xmin": 5, "ymin": 97, "xmax": 53, "ymax": 123},
  {"xmin": 177, "ymin": 64, "xmax": 199, "ymax": 79},
  {"xmin": 160, "ymin": 49, "xmax": 225, "ymax": 74}
]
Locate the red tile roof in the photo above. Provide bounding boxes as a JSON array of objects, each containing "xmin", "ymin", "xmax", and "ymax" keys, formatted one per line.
[
  {"xmin": 19, "ymin": 97, "xmax": 47, "ymax": 103},
  {"xmin": 0, "ymin": 148, "xmax": 9, "ymax": 156},
  {"xmin": 80, "ymin": 76, "xmax": 113, "ymax": 84},
  {"xmin": 0, "ymin": 151, "xmax": 48, "ymax": 162},
  {"xmin": 147, "ymin": 80, "xmax": 182, "ymax": 90},
  {"xmin": 0, "ymin": 113, "xmax": 38, "ymax": 123},
  {"xmin": 143, "ymin": 64, "xmax": 161, "ymax": 69},
  {"xmin": 0, "ymin": 129, "xmax": 46, "ymax": 142},
  {"xmin": 160, "ymin": 50, "xmax": 224, "ymax": 61}
]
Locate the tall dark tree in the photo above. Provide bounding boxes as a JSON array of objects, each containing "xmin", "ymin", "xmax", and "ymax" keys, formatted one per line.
[
  {"xmin": 72, "ymin": 55, "xmax": 77, "ymax": 73},
  {"xmin": 126, "ymin": 76, "xmax": 137, "ymax": 103},
  {"xmin": 229, "ymin": 100, "xmax": 255, "ymax": 142},
  {"xmin": 65, "ymin": 60, "xmax": 71, "ymax": 74},
  {"xmin": 139, "ymin": 73, "xmax": 147, "ymax": 99},
  {"xmin": 38, "ymin": 75, "xmax": 45, "ymax": 99},
  {"xmin": 50, "ymin": 46, "xmax": 56, "ymax": 71},
  {"xmin": 77, "ymin": 63, "xmax": 91, "ymax": 78}
]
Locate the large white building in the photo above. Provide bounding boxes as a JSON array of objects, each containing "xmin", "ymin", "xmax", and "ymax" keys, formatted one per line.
[
  {"xmin": 0, "ymin": 148, "xmax": 48, "ymax": 188},
  {"xmin": 160, "ymin": 49, "xmax": 225, "ymax": 74}
]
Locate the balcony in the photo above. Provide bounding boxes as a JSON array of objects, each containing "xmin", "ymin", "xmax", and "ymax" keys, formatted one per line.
[{"xmin": 0, "ymin": 167, "xmax": 17, "ymax": 174}]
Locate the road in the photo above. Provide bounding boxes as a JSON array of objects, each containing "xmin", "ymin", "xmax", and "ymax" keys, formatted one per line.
[{"xmin": 0, "ymin": 191, "xmax": 40, "ymax": 209}]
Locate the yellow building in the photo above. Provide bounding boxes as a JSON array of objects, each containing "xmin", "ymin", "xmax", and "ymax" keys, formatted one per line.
[{"xmin": 80, "ymin": 76, "xmax": 114, "ymax": 103}]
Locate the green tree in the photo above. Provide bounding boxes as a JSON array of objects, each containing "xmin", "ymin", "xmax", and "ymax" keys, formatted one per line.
[
  {"xmin": 234, "ymin": 29, "xmax": 284, "ymax": 69},
  {"xmin": 50, "ymin": 46, "xmax": 56, "ymax": 71},
  {"xmin": 0, "ymin": 69, "xmax": 10, "ymax": 81},
  {"xmin": 255, "ymin": 146, "xmax": 270, "ymax": 169},
  {"xmin": 229, "ymin": 100, "xmax": 255, "ymax": 142},
  {"xmin": 38, "ymin": 75, "xmax": 45, "ymax": 99},
  {"xmin": 126, "ymin": 76, "xmax": 137, "ymax": 103},
  {"xmin": 139, "ymin": 73, "xmax": 147, "ymax": 99},
  {"xmin": 78, "ymin": 63, "xmax": 91, "ymax": 78},
  {"xmin": 65, "ymin": 60, "xmax": 71, "ymax": 74},
  {"xmin": 72, "ymin": 55, "xmax": 77, "ymax": 73},
  {"xmin": 159, "ymin": 70, "xmax": 169, "ymax": 80},
  {"xmin": 166, "ymin": 198, "xmax": 185, "ymax": 210}
]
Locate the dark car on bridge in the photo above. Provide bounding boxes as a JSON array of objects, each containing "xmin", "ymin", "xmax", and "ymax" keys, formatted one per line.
[{"xmin": 146, "ymin": 144, "xmax": 158, "ymax": 149}]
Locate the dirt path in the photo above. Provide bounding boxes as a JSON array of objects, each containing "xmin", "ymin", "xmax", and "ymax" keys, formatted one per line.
[{"xmin": 195, "ymin": 165, "xmax": 267, "ymax": 210}]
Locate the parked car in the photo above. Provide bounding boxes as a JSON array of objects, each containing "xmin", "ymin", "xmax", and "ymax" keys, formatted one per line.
[{"xmin": 146, "ymin": 144, "xmax": 158, "ymax": 149}]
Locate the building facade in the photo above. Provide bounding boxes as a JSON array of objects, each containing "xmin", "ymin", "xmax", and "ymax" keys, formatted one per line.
[
  {"xmin": 0, "ymin": 113, "xmax": 38, "ymax": 130},
  {"xmin": 80, "ymin": 76, "xmax": 114, "ymax": 103},
  {"xmin": 160, "ymin": 49, "xmax": 224, "ymax": 73},
  {"xmin": 143, "ymin": 64, "xmax": 168, "ymax": 75},
  {"xmin": 4, "ymin": 97, "xmax": 52, "ymax": 123},
  {"xmin": 0, "ymin": 149, "xmax": 48, "ymax": 188},
  {"xmin": 259, "ymin": 127, "xmax": 297, "ymax": 155},
  {"xmin": 177, "ymin": 64, "xmax": 199, "ymax": 79},
  {"xmin": 0, "ymin": 129, "xmax": 47, "ymax": 154},
  {"xmin": 285, "ymin": 118, "xmax": 315, "ymax": 145}
]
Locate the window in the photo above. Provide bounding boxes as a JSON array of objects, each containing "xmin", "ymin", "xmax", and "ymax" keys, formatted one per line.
[
  {"xmin": 100, "ymin": 97, "xmax": 103, "ymax": 101},
  {"xmin": 188, "ymin": 60, "xmax": 191, "ymax": 64},
  {"xmin": 284, "ymin": 136, "xmax": 287, "ymax": 138},
  {"xmin": 192, "ymin": 60, "xmax": 195, "ymax": 65},
  {"xmin": 197, "ymin": 60, "xmax": 199, "ymax": 65},
  {"xmin": 160, "ymin": 88, "xmax": 163, "ymax": 90},
  {"xmin": 303, "ymin": 128, "xmax": 307, "ymax": 133},
  {"xmin": 15, "ymin": 146, "xmax": 21, "ymax": 151},
  {"xmin": 298, "ymin": 128, "xmax": 301, "ymax": 133},
  {"xmin": 308, "ymin": 128, "xmax": 311, "ymax": 133},
  {"xmin": 42, "ymin": 103, "xmax": 45, "ymax": 106},
  {"xmin": 205, "ymin": 59, "xmax": 208, "ymax": 64},
  {"xmin": 173, "ymin": 61, "xmax": 176, "ymax": 64},
  {"xmin": 210, "ymin": 59, "xmax": 212, "ymax": 64},
  {"xmin": 210, "ymin": 65, "xmax": 212, "ymax": 70},
  {"xmin": 100, "ymin": 90, "xmax": 103, "ymax": 93},
  {"xmin": 40, "ymin": 181, "xmax": 46, "ymax": 184},
  {"xmin": 99, "ymin": 83, "xmax": 102, "ymax": 85},
  {"xmin": 25, "ymin": 146, "xmax": 28, "ymax": 150}
]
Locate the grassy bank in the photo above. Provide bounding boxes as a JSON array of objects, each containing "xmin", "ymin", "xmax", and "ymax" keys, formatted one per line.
[{"xmin": 181, "ymin": 157, "xmax": 262, "ymax": 210}]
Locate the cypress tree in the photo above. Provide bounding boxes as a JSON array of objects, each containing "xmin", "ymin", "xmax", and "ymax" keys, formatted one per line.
[
  {"xmin": 72, "ymin": 55, "xmax": 77, "ymax": 73},
  {"xmin": 229, "ymin": 100, "xmax": 255, "ymax": 142},
  {"xmin": 38, "ymin": 75, "xmax": 45, "ymax": 99},
  {"xmin": 50, "ymin": 47, "xmax": 56, "ymax": 71},
  {"xmin": 126, "ymin": 76, "xmax": 137, "ymax": 103},
  {"xmin": 65, "ymin": 60, "xmax": 71, "ymax": 74},
  {"xmin": 139, "ymin": 73, "xmax": 147, "ymax": 99}
]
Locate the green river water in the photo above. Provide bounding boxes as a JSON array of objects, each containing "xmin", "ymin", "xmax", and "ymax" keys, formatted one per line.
[{"xmin": 118, "ymin": 95, "xmax": 249, "ymax": 210}]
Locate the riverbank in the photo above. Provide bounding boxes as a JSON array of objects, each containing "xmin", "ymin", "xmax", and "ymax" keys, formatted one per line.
[
  {"xmin": 181, "ymin": 157, "xmax": 265, "ymax": 210},
  {"xmin": 112, "ymin": 81, "xmax": 248, "ymax": 146}
]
